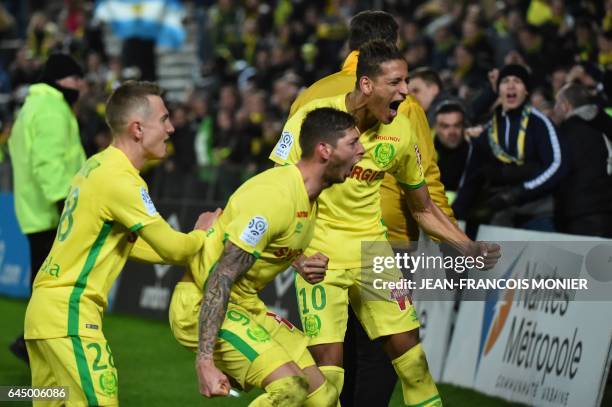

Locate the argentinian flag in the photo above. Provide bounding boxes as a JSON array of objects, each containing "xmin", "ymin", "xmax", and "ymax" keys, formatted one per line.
[{"xmin": 94, "ymin": 0, "xmax": 186, "ymax": 49}]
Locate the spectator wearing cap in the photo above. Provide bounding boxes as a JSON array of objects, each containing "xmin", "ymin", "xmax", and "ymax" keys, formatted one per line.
[
  {"xmin": 7, "ymin": 53, "xmax": 86, "ymax": 363},
  {"xmin": 553, "ymin": 83, "xmax": 612, "ymax": 237},
  {"xmin": 453, "ymin": 63, "xmax": 565, "ymax": 232},
  {"xmin": 432, "ymin": 101, "xmax": 470, "ymax": 203}
]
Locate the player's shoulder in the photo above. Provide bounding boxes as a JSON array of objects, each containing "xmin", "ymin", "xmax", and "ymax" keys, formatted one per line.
[
  {"xmin": 240, "ymin": 167, "xmax": 301, "ymax": 205},
  {"xmin": 85, "ymin": 147, "xmax": 145, "ymax": 191},
  {"xmin": 293, "ymin": 71, "xmax": 354, "ymax": 110},
  {"xmin": 294, "ymin": 93, "xmax": 347, "ymax": 119}
]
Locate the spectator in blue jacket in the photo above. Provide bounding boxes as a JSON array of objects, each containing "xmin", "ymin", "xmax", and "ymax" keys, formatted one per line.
[{"xmin": 453, "ymin": 64, "xmax": 566, "ymax": 231}]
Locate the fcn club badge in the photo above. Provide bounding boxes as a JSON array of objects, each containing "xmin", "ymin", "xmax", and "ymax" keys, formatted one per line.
[{"xmin": 373, "ymin": 142, "xmax": 396, "ymax": 169}]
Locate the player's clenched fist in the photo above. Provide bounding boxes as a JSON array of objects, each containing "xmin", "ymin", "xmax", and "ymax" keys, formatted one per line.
[
  {"xmin": 195, "ymin": 356, "xmax": 230, "ymax": 397},
  {"xmin": 476, "ymin": 241, "xmax": 501, "ymax": 269},
  {"xmin": 293, "ymin": 252, "xmax": 329, "ymax": 284},
  {"xmin": 194, "ymin": 208, "xmax": 223, "ymax": 231}
]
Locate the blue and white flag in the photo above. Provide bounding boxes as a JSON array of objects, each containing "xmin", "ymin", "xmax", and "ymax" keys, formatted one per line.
[{"xmin": 94, "ymin": 0, "xmax": 186, "ymax": 49}]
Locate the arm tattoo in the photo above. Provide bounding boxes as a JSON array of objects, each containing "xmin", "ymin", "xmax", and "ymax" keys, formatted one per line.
[{"xmin": 198, "ymin": 241, "xmax": 256, "ymax": 359}]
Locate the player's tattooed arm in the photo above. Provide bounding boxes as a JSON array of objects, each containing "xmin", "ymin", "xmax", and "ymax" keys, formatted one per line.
[{"xmin": 197, "ymin": 241, "xmax": 256, "ymax": 360}]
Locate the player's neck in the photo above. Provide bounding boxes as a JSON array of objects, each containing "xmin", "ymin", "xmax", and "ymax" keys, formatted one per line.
[
  {"xmin": 296, "ymin": 161, "xmax": 326, "ymax": 203},
  {"xmin": 111, "ymin": 137, "xmax": 145, "ymax": 170},
  {"xmin": 346, "ymin": 90, "xmax": 378, "ymax": 132}
]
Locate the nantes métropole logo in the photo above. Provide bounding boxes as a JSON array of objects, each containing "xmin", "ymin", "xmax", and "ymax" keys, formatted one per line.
[{"xmin": 475, "ymin": 247, "xmax": 526, "ymax": 377}]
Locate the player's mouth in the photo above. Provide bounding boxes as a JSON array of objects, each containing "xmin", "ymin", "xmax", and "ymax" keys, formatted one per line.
[{"xmin": 389, "ymin": 100, "xmax": 402, "ymax": 118}]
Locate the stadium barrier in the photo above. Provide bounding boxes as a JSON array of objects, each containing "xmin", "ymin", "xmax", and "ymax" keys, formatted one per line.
[
  {"xmin": 0, "ymin": 192, "xmax": 30, "ymax": 298},
  {"xmin": 442, "ymin": 225, "xmax": 612, "ymax": 407}
]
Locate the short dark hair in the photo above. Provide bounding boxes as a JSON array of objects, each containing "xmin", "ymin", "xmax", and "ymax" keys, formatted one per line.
[
  {"xmin": 106, "ymin": 80, "xmax": 162, "ymax": 134},
  {"xmin": 356, "ymin": 40, "xmax": 405, "ymax": 86},
  {"xmin": 435, "ymin": 100, "xmax": 466, "ymax": 118},
  {"xmin": 410, "ymin": 67, "xmax": 442, "ymax": 89},
  {"xmin": 349, "ymin": 11, "xmax": 398, "ymax": 51},
  {"xmin": 300, "ymin": 108, "xmax": 357, "ymax": 159},
  {"xmin": 558, "ymin": 83, "xmax": 592, "ymax": 108}
]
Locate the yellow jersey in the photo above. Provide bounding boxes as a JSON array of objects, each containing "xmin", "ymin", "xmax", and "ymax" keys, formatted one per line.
[
  {"xmin": 290, "ymin": 51, "xmax": 455, "ymax": 242},
  {"xmin": 270, "ymin": 94, "xmax": 425, "ymax": 269},
  {"xmin": 189, "ymin": 165, "xmax": 317, "ymax": 315},
  {"xmin": 24, "ymin": 146, "xmax": 203, "ymax": 339}
]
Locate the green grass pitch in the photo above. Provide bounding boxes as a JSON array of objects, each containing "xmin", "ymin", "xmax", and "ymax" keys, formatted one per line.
[{"xmin": 0, "ymin": 297, "xmax": 530, "ymax": 406}]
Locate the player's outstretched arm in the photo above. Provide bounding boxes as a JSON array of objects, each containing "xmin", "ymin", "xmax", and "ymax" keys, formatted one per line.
[
  {"xmin": 135, "ymin": 219, "xmax": 205, "ymax": 265},
  {"xmin": 130, "ymin": 209, "xmax": 222, "ymax": 265},
  {"xmin": 196, "ymin": 241, "xmax": 256, "ymax": 397},
  {"xmin": 403, "ymin": 184, "xmax": 500, "ymax": 268}
]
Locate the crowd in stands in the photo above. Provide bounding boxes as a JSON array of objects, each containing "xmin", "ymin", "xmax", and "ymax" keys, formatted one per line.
[{"xmin": 0, "ymin": 0, "xmax": 610, "ymax": 236}]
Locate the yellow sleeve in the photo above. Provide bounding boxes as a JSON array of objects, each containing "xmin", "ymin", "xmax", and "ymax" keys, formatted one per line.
[
  {"xmin": 399, "ymin": 98, "xmax": 456, "ymax": 221},
  {"xmin": 388, "ymin": 118, "xmax": 426, "ymax": 189},
  {"xmin": 269, "ymin": 109, "xmax": 304, "ymax": 165},
  {"xmin": 106, "ymin": 175, "xmax": 162, "ymax": 232},
  {"xmin": 224, "ymin": 187, "xmax": 291, "ymax": 257},
  {"xmin": 137, "ymin": 219, "xmax": 205, "ymax": 265},
  {"xmin": 129, "ymin": 236, "xmax": 164, "ymax": 264}
]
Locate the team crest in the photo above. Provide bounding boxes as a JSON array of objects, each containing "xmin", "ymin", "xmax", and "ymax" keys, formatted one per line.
[
  {"xmin": 303, "ymin": 314, "xmax": 321, "ymax": 337},
  {"xmin": 99, "ymin": 371, "xmax": 118, "ymax": 396},
  {"xmin": 247, "ymin": 325, "xmax": 271, "ymax": 342},
  {"xmin": 373, "ymin": 142, "xmax": 396, "ymax": 169}
]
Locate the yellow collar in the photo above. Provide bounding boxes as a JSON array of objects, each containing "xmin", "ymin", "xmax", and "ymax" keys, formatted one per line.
[{"xmin": 342, "ymin": 50, "xmax": 359, "ymax": 73}]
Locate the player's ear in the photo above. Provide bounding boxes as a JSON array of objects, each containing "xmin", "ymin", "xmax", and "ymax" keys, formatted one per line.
[
  {"xmin": 316, "ymin": 142, "xmax": 332, "ymax": 160},
  {"xmin": 359, "ymin": 76, "xmax": 373, "ymax": 96},
  {"xmin": 127, "ymin": 120, "xmax": 143, "ymax": 141}
]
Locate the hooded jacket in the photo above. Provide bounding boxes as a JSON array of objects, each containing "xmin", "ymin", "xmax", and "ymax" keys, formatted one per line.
[{"xmin": 8, "ymin": 83, "xmax": 85, "ymax": 234}]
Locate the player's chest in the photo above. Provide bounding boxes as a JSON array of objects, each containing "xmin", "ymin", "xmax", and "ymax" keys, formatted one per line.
[
  {"xmin": 267, "ymin": 206, "xmax": 316, "ymax": 262},
  {"xmin": 347, "ymin": 131, "xmax": 402, "ymax": 183}
]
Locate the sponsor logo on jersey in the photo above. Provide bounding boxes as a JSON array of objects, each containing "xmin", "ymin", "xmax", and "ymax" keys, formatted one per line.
[
  {"xmin": 273, "ymin": 131, "xmax": 294, "ymax": 160},
  {"xmin": 240, "ymin": 216, "xmax": 268, "ymax": 247},
  {"xmin": 40, "ymin": 256, "xmax": 61, "ymax": 277},
  {"xmin": 373, "ymin": 142, "xmax": 396, "ymax": 169},
  {"xmin": 140, "ymin": 187, "xmax": 158, "ymax": 216},
  {"xmin": 348, "ymin": 165, "xmax": 386, "ymax": 182},
  {"xmin": 296, "ymin": 211, "xmax": 308, "ymax": 218},
  {"xmin": 273, "ymin": 247, "xmax": 304, "ymax": 259},
  {"xmin": 375, "ymin": 135, "xmax": 401, "ymax": 143}
]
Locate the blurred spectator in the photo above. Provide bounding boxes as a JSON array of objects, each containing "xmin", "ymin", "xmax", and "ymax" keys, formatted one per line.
[
  {"xmin": 408, "ymin": 67, "xmax": 466, "ymax": 125},
  {"xmin": 553, "ymin": 82, "xmax": 612, "ymax": 237},
  {"xmin": 407, "ymin": 67, "xmax": 443, "ymax": 121},
  {"xmin": 7, "ymin": 53, "xmax": 86, "ymax": 363},
  {"xmin": 432, "ymin": 101, "xmax": 470, "ymax": 203},
  {"xmin": 168, "ymin": 103, "xmax": 197, "ymax": 173},
  {"xmin": 451, "ymin": 43, "xmax": 488, "ymax": 99},
  {"xmin": 189, "ymin": 91, "xmax": 214, "ymax": 167},
  {"xmin": 453, "ymin": 64, "xmax": 565, "ymax": 231}
]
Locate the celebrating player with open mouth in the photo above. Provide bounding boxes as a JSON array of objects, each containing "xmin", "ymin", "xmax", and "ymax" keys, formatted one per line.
[
  {"xmin": 271, "ymin": 40, "xmax": 500, "ymax": 407},
  {"xmin": 169, "ymin": 107, "xmax": 364, "ymax": 406}
]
